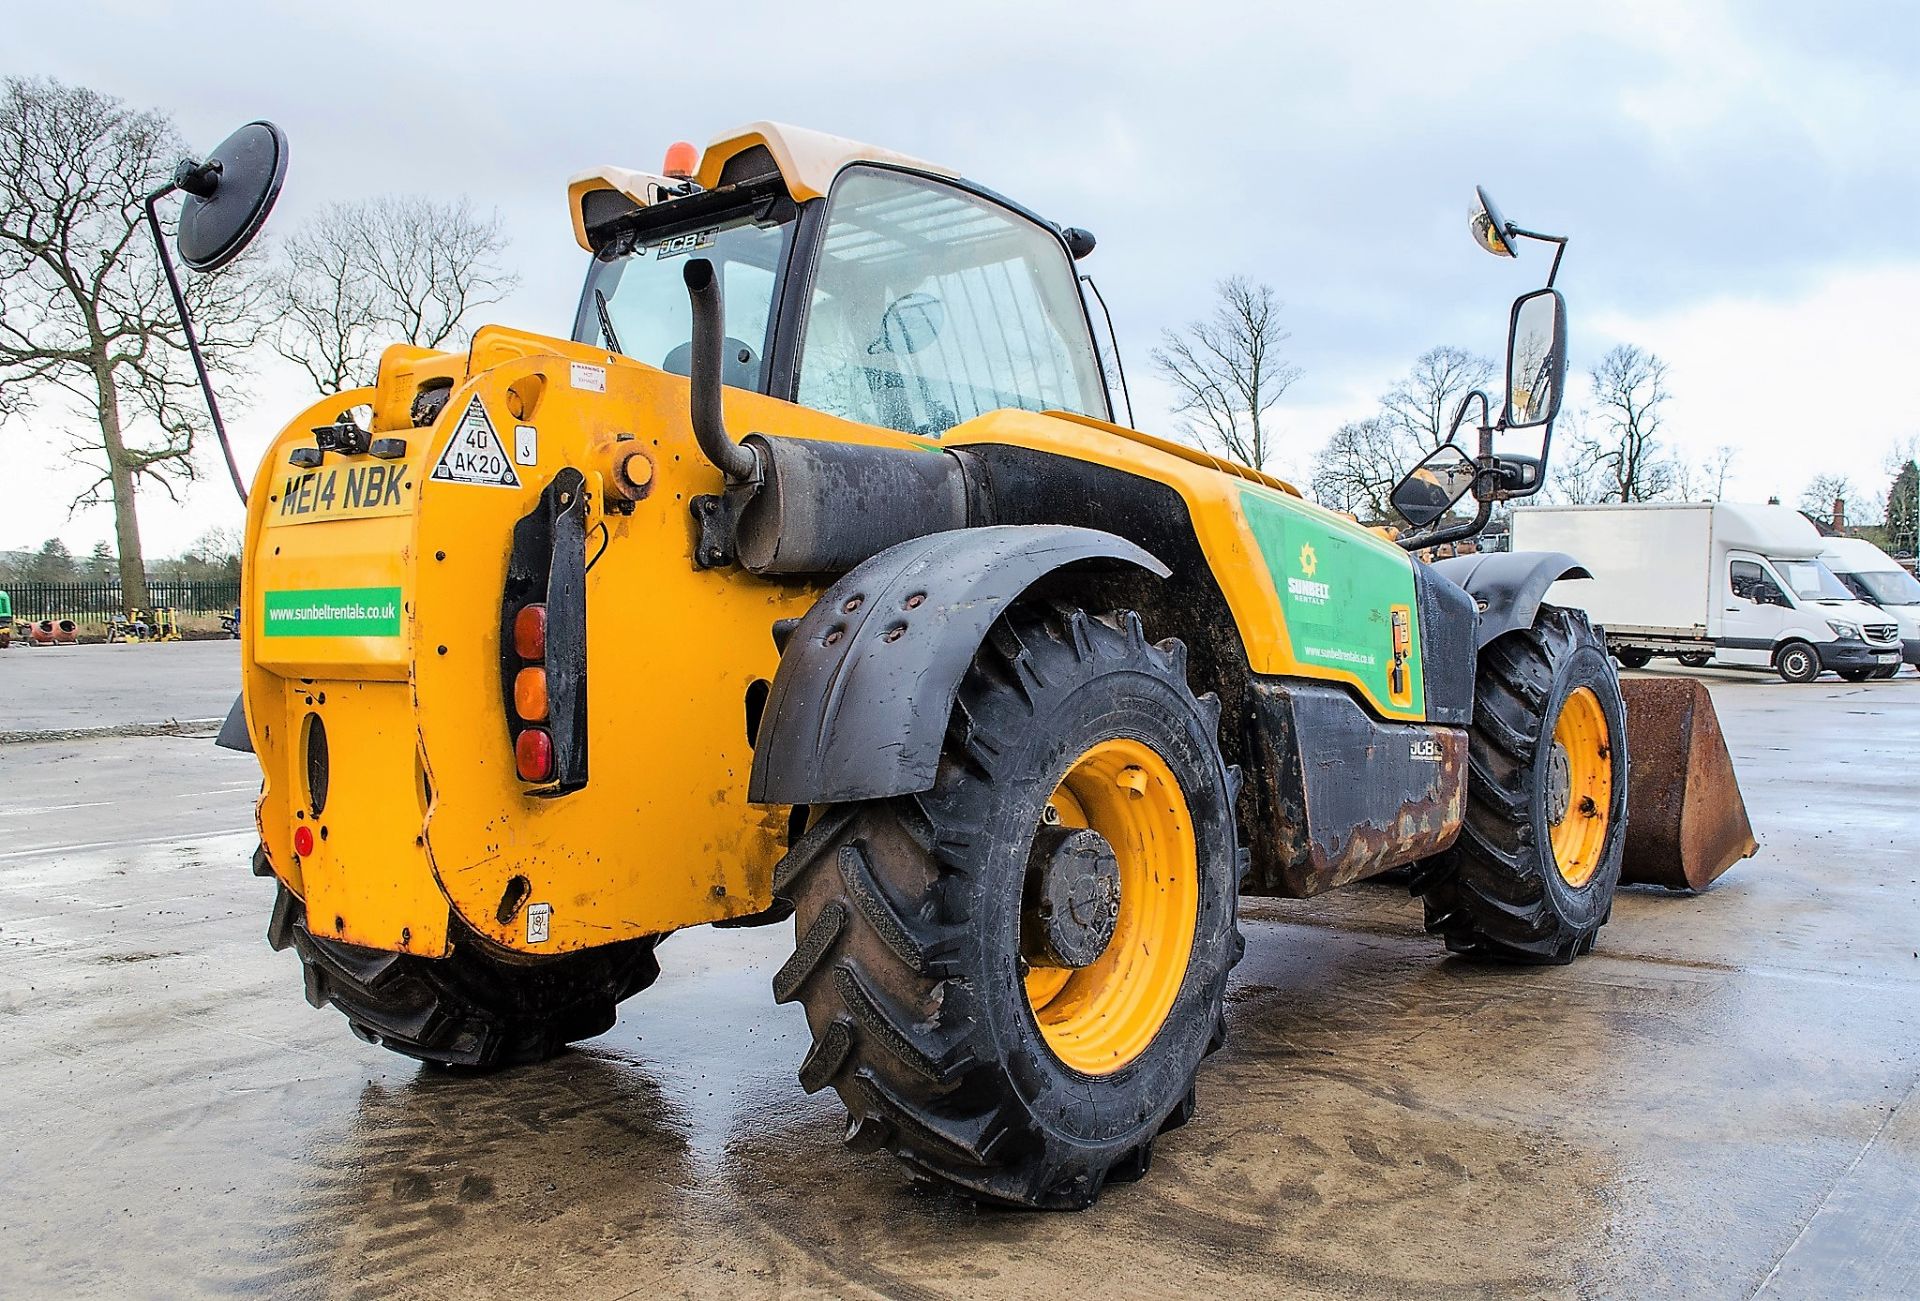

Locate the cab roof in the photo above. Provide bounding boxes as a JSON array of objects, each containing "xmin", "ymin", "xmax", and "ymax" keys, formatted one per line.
[{"xmin": 567, "ymin": 121, "xmax": 958, "ymax": 251}]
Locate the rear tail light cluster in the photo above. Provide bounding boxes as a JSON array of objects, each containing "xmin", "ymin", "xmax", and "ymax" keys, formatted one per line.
[
  {"xmin": 500, "ymin": 466, "xmax": 588, "ymax": 796},
  {"xmin": 510, "ymin": 603, "xmax": 553, "ymax": 781}
]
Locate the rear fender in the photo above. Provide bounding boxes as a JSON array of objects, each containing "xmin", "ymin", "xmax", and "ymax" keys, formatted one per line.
[
  {"xmin": 747, "ymin": 525, "xmax": 1169, "ymax": 805},
  {"xmin": 1432, "ymin": 550, "xmax": 1591, "ymax": 648},
  {"xmin": 215, "ymin": 692, "xmax": 253, "ymax": 752}
]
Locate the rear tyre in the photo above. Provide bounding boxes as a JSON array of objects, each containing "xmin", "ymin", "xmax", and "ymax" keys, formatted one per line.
[
  {"xmin": 1615, "ymin": 647, "xmax": 1652, "ymax": 668},
  {"xmin": 1414, "ymin": 604, "xmax": 1629, "ymax": 963},
  {"xmin": 269, "ymin": 881, "xmax": 659, "ymax": 1070},
  {"xmin": 771, "ymin": 605, "xmax": 1244, "ymax": 1209},
  {"xmin": 1775, "ymin": 640, "xmax": 1821, "ymax": 683},
  {"xmin": 1871, "ymin": 664, "xmax": 1900, "ymax": 680},
  {"xmin": 1678, "ymin": 652, "xmax": 1711, "ymax": 668}
]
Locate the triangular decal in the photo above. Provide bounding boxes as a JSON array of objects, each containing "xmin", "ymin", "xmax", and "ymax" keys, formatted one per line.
[{"xmin": 430, "ymin": 397, "xmax": 521, "ymax": 487}]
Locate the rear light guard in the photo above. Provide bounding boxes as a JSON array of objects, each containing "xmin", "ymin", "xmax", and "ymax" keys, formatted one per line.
[{"xmin": 500, "ymin": 466, "xmax": 589, "ymax": 795}]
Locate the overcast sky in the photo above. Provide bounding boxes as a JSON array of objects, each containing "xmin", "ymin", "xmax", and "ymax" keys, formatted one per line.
[{"xmin": 6, "ymin": 0, "xmax": 1917, "ymax": 558}]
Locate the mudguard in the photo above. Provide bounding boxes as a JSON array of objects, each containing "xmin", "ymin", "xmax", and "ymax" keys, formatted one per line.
[
  {"xmin": 748, "ymin": 525, "xmax": 1170, "ymax": 806},
  {"xmin": 1432, "ymin": 550, "xmax": 1591, "ymax": 648},
  {"xmin": 215, "ymin": 692, "xmax": 253, "ymax": 753}
]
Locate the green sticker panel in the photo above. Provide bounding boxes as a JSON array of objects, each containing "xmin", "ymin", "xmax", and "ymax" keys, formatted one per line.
[
  {"xmin": 1239, "ymin": 488, "xmax": 1423, "ymax": 716},
  {"xmin": 262, "ymin": 586, "xmax": 403, "ymax": 638}
]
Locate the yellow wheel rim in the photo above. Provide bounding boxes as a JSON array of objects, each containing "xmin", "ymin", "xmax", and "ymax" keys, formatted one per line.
[
  {"xmin": 1547, "ymin": 686, "xmax": 1613, "ymax": 888},
  {"xmin": 1024, "ymin": 738, "xmax": 1199, "ymax": 1075}
]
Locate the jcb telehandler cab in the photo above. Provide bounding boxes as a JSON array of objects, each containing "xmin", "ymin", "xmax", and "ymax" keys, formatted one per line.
[{"xmin": 161, "ymin": 121, "xmax": 1754, "ymax": 1208}]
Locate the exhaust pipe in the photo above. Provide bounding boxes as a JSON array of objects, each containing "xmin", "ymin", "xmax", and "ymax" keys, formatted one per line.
[{"xmin": 681, "ymin": 258, "xmax": 760, "ymax": 483}]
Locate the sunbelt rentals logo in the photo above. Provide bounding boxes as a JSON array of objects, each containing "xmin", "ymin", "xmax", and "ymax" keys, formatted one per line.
[{"xmin": 1287, "ymin": 541, "xmax": 1331, "ymax": 605}]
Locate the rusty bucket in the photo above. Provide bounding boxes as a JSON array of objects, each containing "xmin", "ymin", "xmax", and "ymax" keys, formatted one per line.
[{"xmin": 1617, "ymin": 678, "xmax": 1758, "ymax": 890}]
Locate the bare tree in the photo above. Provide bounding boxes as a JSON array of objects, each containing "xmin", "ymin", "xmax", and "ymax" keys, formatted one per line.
[
  {"xmin": 1380, "ymin": 345, "xmax": 1497, "ymax": 450},
  {"xmin": 1308, "ymin": 345, "xmax": 1495, "ymax": 518},
  {"xmin": 1584, "ymin": 344, "xmax": 1676, "ymax": 502},
  {"xmin": 0, "ymin": 77, "xmax": 264, "ymax": 606},
  {"xmin": 269, "ymin": 196, "xmax": 517, "ymax": 392},
  {"xmin": 1151, "ymin": 276, "xmax": 1301, "ymax": 470},
  {"xmin": 1797, "ymin": 473, "xmax": 1857, "ymax": 524},
  {"xmin": 1308, "ymin": 416, "xmax": 1404, "ymax": 518}
]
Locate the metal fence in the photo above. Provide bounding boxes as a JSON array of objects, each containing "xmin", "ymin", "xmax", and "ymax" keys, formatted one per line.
[{"xmin": 3, "ymin": 579, "xmax": 241, "ymax": 622}]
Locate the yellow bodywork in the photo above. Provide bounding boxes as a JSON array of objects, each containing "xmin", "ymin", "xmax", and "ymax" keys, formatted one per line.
[{"xmin": 243, "ymin": 327, "xmax": 1416, "ymax": 959}]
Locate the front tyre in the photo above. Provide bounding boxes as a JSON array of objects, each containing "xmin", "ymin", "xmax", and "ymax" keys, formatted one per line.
[
  {"xmin": 771, "ymin": 605, "xmax": 1244, "ymax": 1209},
  {"xmin": 1414, "ymin": 605, "xmax": 1629, "ymax": 963},
  {"xmin": 1775, "ymin": 640, "xmax": 1821, "ymax": 683}
]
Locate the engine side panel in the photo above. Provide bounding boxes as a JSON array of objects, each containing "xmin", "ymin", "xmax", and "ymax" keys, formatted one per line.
[{"xmin": 1239, "ymin": 680, "xmax": 1467, "ymax": 897}]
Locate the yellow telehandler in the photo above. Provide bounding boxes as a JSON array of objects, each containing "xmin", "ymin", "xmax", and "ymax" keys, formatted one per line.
[{"xmin": 152, "ymin": 121, "xmax": 1753, "ymax": 1208}]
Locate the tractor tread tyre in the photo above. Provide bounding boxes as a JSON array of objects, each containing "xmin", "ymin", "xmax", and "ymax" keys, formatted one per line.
[
  {"xmin": 1415, "ymin": 605, "xmax": 1629, "ymax": 964},
  {"xmin": 274, "ymin": 881, "xmax": 659, "ymax": 1070},
  {"xmin": 771, "ymin": 604, "xmax": 1243, "ymax": 1210}
]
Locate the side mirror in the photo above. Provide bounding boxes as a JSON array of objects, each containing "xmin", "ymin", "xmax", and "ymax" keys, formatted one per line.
[
  {"xmin": 1471, "ymin": 186, "xmax": 1516, "ymax": 259},
  {"xmin": 174, "ymin": 121, "xmax": 289, "ymax": 272},
  {"xmin": 1391, "ymin": 445, "xmax": 1479, "ymax": 529},
  {"xmin": 1505, "ymin": 287, "xmax": 1565, "ymax": 428}
]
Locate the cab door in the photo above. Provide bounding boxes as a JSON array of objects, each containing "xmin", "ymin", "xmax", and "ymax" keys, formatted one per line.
[{"xmin": 1721, "ymin": 553, "xmax": 1794, "ymax": 665}]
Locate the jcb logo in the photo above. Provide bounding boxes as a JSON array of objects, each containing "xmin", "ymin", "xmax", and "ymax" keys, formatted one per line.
[{"xmin": 1410, "ymin": 739, "xmax": 1443, "ymax": 762}]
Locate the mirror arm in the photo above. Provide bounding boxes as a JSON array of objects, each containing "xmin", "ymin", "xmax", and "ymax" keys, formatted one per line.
[
  {"xmin": 142, "ymin": 179, "xmax": 248, "ymax": 506},
  {"xmin": 1505, "ymin": 226, "xmax": 1568, "ymax": 288}
]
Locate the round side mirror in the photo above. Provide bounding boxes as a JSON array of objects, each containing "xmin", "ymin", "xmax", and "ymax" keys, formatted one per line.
[
  {"xmin": 1471, "ymin": 185, "xmax": 1515, "ymax": 259},
  {"xmin": 176, "ymin": 121, "xmax": 289, "ymax": 273}
]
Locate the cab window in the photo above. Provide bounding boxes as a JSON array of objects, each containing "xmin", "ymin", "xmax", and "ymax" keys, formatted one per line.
[
  {"xmin": 1730, "ymin": 559, "xmax": 1789, "ymax": 607},
  {"xmin": 796, "ymin": 167, "xmax": 1107, "ymax": 437}
]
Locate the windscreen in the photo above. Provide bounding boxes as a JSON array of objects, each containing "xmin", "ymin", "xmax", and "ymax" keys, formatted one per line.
[
  {"xmin": 795, "ymin": 167, "xmax": 1107, "ymax": 437},
  {"xmin": 1838, "ymin": 567, "xmax": 1920, "ymax": 606},
  {"xmin": 573, "ymin": 214, "xmax": 792, "ymax": 392},
  {"xmin": 1775, "ymin": 559, "xmax": 1854, "ymax": 602}
]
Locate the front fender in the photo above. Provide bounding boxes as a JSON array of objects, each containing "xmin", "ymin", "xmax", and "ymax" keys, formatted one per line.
[
  {"xmin": 747, "ymin": 525, "xmax": 1170, "ymax": 805},
  {"xmin": 1431, "ymin": 550, "xmax": 1592, "ymax": 648}
]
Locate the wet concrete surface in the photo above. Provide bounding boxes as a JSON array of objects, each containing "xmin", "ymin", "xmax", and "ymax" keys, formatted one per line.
[
  {"xmin": 1, "ymin": 669, "xmax": 1916, "ymax": 1298},
  {"xmin": 0, "ymin": 639, "xmax": 240, "ymax": 734}
]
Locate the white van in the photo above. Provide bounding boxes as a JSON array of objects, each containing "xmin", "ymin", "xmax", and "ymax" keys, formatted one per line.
[
  {"xmin": 1821, "ymin": 535, "xmax": 1920, "ymax": 674},
  {"xmin": 1510, "ymin": 502, "xmax": 1903, "ymax": 682}
]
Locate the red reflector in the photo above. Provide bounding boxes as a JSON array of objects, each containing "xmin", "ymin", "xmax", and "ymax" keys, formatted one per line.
[
  {"xmin": 516, "ymin": 728, "xmax": 554, "ymax": 782},
  {"xmin": 513, "ymin": 604, "xmax": 547, "ymax": 660},
  {"xmin": 293, "ymin": 824, "xmax": 315, "ymax": 857}
]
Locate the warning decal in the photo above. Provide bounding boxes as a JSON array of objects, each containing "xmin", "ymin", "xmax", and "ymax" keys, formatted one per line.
[{"xmin": 430, "ymin": 397, "xmax": 521, "ymax": 487}]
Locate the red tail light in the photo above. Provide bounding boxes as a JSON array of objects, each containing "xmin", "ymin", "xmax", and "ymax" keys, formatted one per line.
[
  {"xmin": 514, "ymin": 729, "xmax": 552, "ymax": 779},
  {"xmin": 515, "ymin": 728, "xmax": 554, "ymax": 782},
  {"xmin": 293, "ymin": 824, "xmax": 315, "ymax": 857},
  {"xmin": 514, "ymin": 603, "xmax": 547, "ymax": 661}
]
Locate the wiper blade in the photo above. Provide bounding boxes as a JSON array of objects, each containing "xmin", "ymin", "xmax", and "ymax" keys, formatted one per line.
[{"xmin": 594, "ymin": 288, "xmax": 623, "ymax": 355}]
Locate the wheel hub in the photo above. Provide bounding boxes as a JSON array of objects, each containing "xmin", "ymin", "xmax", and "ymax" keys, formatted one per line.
[
  {"xmin": 1546, "ymin": 740, "xmax": 1572, "ymax": 826},
  {"xmin": 1023, "ymin": 826, "xmax": 1121, "ymax": 969}
]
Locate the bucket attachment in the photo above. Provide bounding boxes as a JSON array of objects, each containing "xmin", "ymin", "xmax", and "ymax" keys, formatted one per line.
[{"xmin": 1617, "ymin": 678, "xmax": 1758, "ymax": 890}]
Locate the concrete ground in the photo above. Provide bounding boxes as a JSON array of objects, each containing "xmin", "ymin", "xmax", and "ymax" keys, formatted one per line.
[
  {"xmin": 0, "ymin": 638, "xmax": 240, "ymax": 735},
  {"xmin": 0, "ymin": 666, "xmax": 1915, "ymax": 1299}
]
